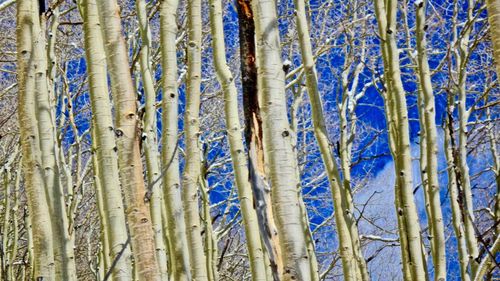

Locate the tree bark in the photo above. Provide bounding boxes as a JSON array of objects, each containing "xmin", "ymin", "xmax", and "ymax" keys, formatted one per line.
[
  {"xmin": 236, "ymin": 1, "xmax": 282, "ymax": 278},
  {"xmin": 16, "ymin": 0, "xmax": 55, "ymax": 278},
  {"xmin": 95, "ymin": 0, "xmax": 160, "ymax": 279},
  {"xmin": 80, "ymin": 0, "xmax": 133, "ymax": 279},
  {"xmin": 487, "ymin": 0, "xmax": 500, "ymax": 76},
  {"xmin": 251, "ymin": 0, "xmax": 315, "ymax": 279},
  {"xmin": 159, "ymin": 0, "xmax": 192, "ymax": 279},
  {"xmin": 485, "ymin": 0, "xmax": 500, "ymax": 236},
  {"xmin": 34, "ymin": 10, "xmax": 77, "ymax": 281},
  {"xmin": 373, "ymin": 0, "xmax": 428, "ymax": 279},
  {"xmin": 293, "ymin": 0, "xmax": 367, "ymax": 279},
  {"xmin": 415, "ymin": 2, "xmax": 446, "ymax": 279},
  {"xmin": 183, "ymin": 0, "xmax": 209, "ymax": 278},
  {"xmin": 208, "ymin": 0, "xmax": 269, "ymax": 279},
  {"xmin": 135, "ymin": 0, "xmax": 169, "ymax": 279}
]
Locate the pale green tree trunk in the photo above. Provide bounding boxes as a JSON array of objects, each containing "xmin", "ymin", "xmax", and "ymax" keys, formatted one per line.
[
  {"xmin": 34, "ymin": 12, "xmax": 77, "ymax": 281},
  {"xmin": 80, "ymin": 0, "xmax": 133, "ymax": 279},
  {"xmin": 135, "ymin": 1, "xmax": 169, "ymax": 279},
  {"xmin": 486, "ymin": 0, "xmax": 500, "ymax": 235},
  {"xmin": 236, "ymin": 0, "xmax": 282, "ymax": 276},
  {"xmin": 455, "ymin": 2, "xmax": 480, "ymax": 273},
  {"xmin": 293, "ymin": 0, "xmax": 367, "ymax": 279},
  {"xmin": 95, "ymin": 0, "xmax": 161, "ymax": 279},
  {"xmin": 251, "ymin": 0, "xmax": 315, "ymax": 279},
  {"xmin": 487, "ymin": 0, "xmax": 500, "ymax": 76},
  {"xmin": 444, "ymin": 100, "xmax": 471, "ymax": 281},
  {"xmin": 415, "ymin": 2, "xmax": 446, "ymax": 279},
  {"xmin": 373, "ymin": 0, "xmax": 428, "ymax": 280},
  {"xmin": 183, "ymin": 0, "xmax": 209, "ymax": 279},
  {"xmin": 90, "ymin": 126, "xmax": 111, "ymax": 277},
  {"xmin": 159, "ymin": 0, "xmax": 192, "ymax": 279},
  {"xmin": 472, "ymin": 235, "xmax": 500, "ymax": 281},
  {"xmin": 16, "ymin": 0, "xmax": 55, "ymax": 278},
  {"xmin": 200, "ymin": 178, "xmax": 218, "ymax": 281},
  {"xmin": 208, "ymin": 1, "xmax": 269, "ymax": 279}
]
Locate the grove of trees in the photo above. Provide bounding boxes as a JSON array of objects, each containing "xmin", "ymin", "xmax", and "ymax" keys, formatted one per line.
[{"xmin": 0, "ymin": 0, "xmax": 498, "ymax": 280}]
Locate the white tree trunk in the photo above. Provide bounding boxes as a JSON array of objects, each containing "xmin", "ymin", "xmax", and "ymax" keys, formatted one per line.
[{"xmin": 251, "ymin": 0, "xmax": 315, "ymax": 279}]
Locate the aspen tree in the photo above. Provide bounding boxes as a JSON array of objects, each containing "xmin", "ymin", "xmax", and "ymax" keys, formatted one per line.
[
  {"xmin": 486, "ymin": 106, "xmax": 500, "ymax": 236},
  {"xmin": 251, "ymin": 0, "xmax": 315, "ymax": 279},
  {"xmin": 200, "ymin": 177, "xmax": 218, "ymax": 281},
  {"xmin": 159, "ymin": 0, "xmax": 192, "ymax": 279},
  {"xmin": 208, "ymin": 0, "xmax": 268, "ymax": 279},
  {"xmin": 487, "ymin": 0, "xmax": 500, "ymax": 76},
  {"xmin": 472, "ymin": 235, "xmax": 500, "ymax": 281},
  {"xmin": 236, "ymin": 0, "xmax": 282, "ymax": 277},
  {"xmin": 444, "ymin": 100, "xmax": 471, "ymax": 281},
  {"xmin": 292, "ymin": 0, "xmax": 367, "ymax": 279},
  {"xmin": 90, "ymin": 125, "xmax": 111, "ymax": 276},
  {"xmin": 1, "ymin": 149, "xmax": 19, "ymax": 281},
  {"xmin": 80, "ymin": 0, "xmax": 133, "ymax": 279},
  {"xmin": 454, "ymin": 1, "xmax": 480, "ymax": 273},
  {"xmin": 95, "ymin": 0, "xmax": 160, "ymax": 278},
  {"xmin": 135, "ymin": 0, "xmax": 169, "ymax": 278},
  {"xmin": 415, "ymin": 1, "xmax": 446, "ymax": 279},
  {"xmin": 9, "ymin": 161, "xmax": 20, "ymax": 281},
  {"xmin": 183, "ymin": 0, "xmax": 209, "ymax": 278},
  {"xmin": 373, "ymin": 0, "xmax": 428, "ymax": 279},
  {"xmin": 486, "ymin": 0, "xmax": 500, "ymax": 234},
  {"xmin": 33, "ymin": 9, "xmax": 77, "ymax": 280},
  {"xmin": 16, "ymin": 0, "xmax": 55, "ymax": 278}
]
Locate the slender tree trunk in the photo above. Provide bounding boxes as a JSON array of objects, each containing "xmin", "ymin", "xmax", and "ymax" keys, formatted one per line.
[
  {"xmin": 208, "ymin": 1, "xmax": 268, "ymax": 279},
  {"xmin": 485, "ymin": 106, "xmax": 500, "ymax": 236},
  {"xmin": 236, "ymin": 1, "xmax": 282, "ymax": 278},
  {"xmin": 90, "ymin": 126, "xmax": 111, "ymax": 277},
  {"xmin": 487, "ymin": 0, "xmax": 500, "ymax": 76},
  {"xmin": 293, "ymin": 0, "xmax": 367, "ymax": 279},
  {"xmin": 200, "ymin": 178, "xmax": 218, "ymax": 281},
  {"xmin": 95, "ymin": 1, "xmax": 160, "ymax": 279},
  {"xmin": 444, "ymin": 112, "xmax": 471, "ymax": 281},
  {"xmin": 159, "ymin": 0, "xmax": 192, "ymax": 279},
  {"xmin": 472, "ymin": 235, "xmax": 500, "ymax": 281},
  {"xmin": 135, "ymin": 1, "xmax": 169, "ymax": 279},
  {"xmin": 373, "ymin": 1, "xmax": 428, "ymax": 279},
  {"xmin": 236, "ymin": 8, "xmax": 271, "ymax": 271},
  {"xmin": 183, "ymin": 0, "xmax": 209, "ymax": 279},
  {"xmin": 455, "ymin": 2, "xmax": 480, "ymax": 273},
  {"xmin": 415, "ymin": 2, "xmax": 446, "ymax": 279},
  {"xmin": 80, "ymin": 0, "xmax": 133, "ymax": 279},
  {"xmin": 34, "ymin": 11, "xmax": 77, "ymax": 281},
  {"xmin": 251, "ymin": 0, "xmax": 315, "ymax": 279},
  {"xmin": 16, "ymin": 0, "xmax": 55, "ymax": 278},
  {"xmin": 486, "ymin": 0, "xmax": 500, "ymax": 235}
]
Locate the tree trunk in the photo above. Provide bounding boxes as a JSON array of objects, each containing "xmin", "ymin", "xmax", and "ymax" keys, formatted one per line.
[
  {"xmin": 293, "ymin": 0, "xmax": 367, "ymax": 279},
  {"xmin": 455, "ymin": 2, "xmax": 480, "ymax": 273},
  {"xmin": 34, "ymin": 11, "xmax": 77, "ymax": 281},
  {"xmin": 208, "ymin": 0, "xmax": 269, "ymax": 279},
  {"xmin": 487, "ymin": 0, "xmax": 500, "ymax": 75},
  {"xmin": 135, "ymin": 0, "xmax": 169, "ymax": 279},
  {"xmin": 236, "ymin": 1, "xmax": 282, "ymax": 278},
  {"xmin": 415, "ymin": 2, "xmax": 446, "ymax": 279},
  {"xmin": 373, "ymin": 0, "xmax": 428, "ymax": 279},
  {"xmin": 183, "ymin": 0, "xmax": 209, "ymax": 278},
  {"xmin": 16, "ymin": 0, "xmax": 55, "ymax": 278},
  {"xmin": 94, "ymin": 0, "xmax": 160, "ymax": 279},
  {"xmin": 485, "ymin": 0, "xmax": 500, "ymax": 236},
  {"xmin": 444, "ymin": 112, "xmax": 471, "ymax": 281},
  {"xmin": 251, "ymin": 0, "xmax": 315, "ymax": 279},
  {"xmin": 80, "ymin": 0, "xmax": 133, "ymax": 279},
  {"xmin": 159, "ymin": 0, "xmax": 192, "ymax": 279}
]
